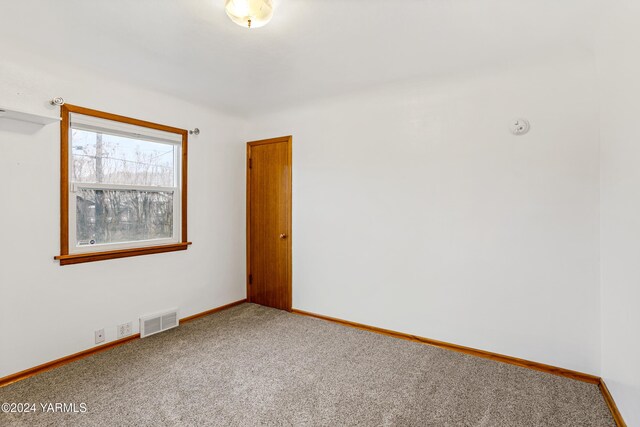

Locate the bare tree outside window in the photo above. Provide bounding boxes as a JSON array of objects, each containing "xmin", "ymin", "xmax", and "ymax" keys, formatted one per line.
[{"xmin": 71, "ymin": 129, "xmax": 176, "ymax": 246}]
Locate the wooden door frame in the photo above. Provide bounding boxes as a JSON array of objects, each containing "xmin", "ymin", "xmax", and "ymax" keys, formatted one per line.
[{"xmin": 246, "ymin": 136, "xmax": 293, "ymax": 311}]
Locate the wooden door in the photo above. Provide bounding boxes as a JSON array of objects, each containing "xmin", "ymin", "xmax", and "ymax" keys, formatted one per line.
[{"xmin": 246, "ymin": 136, "xmax": 292, "ymax": 311}]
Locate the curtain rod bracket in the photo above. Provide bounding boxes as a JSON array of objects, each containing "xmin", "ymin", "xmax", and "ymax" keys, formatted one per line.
[
  {"xmin": 50, "ymin": 97, "xmax": 65, "ymax": 106},
  {"xmin": 189, "ymin": 128, "xmax": 200, "ymax": 136}
]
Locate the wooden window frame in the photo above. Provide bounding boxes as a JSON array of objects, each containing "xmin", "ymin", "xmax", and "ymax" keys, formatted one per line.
[{"xmin": 55, "ymin": 104, "xmax": 191, "ymax": 265}]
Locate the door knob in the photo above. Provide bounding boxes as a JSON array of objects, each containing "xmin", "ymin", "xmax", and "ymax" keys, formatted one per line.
[{"xmin": 279, "ymin": 233, "xmax": 288, "ymax": 239}]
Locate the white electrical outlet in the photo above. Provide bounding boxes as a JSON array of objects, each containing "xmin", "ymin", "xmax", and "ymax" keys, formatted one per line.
[
  {"xmin": 95, "ymin": 329, "xmax": 105, "ymax": 344},
  {"xmin": 117, "ymin": 322, "xmax": 132, "ymax": 339}
]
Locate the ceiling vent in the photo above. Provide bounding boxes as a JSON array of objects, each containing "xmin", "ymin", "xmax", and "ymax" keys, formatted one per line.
[{"xmin": 140, "ymin": 308, "xmax": 179, "ymax": 338}]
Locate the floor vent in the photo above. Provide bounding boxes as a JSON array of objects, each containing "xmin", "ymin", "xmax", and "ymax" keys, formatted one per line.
[{"xmin": 140, "ymin": 309, "xmax": 179, "ymax": 338}]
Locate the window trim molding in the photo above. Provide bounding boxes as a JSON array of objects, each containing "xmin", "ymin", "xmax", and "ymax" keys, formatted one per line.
[{"xmin": 55, "ymin": 104, "xmax": 190, "ymax": 265}]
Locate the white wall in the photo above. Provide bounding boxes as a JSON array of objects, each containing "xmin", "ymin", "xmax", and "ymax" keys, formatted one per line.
[
  {"xmin": 246, "ymin": 57, "xmax": 602, "ymax": 374},
  {"xmin": 5, "ymin": 28, "xmax": 636, "ymax": 424},
  {"xmin": 597, "ymin": 0, "xmax": 640, "ymax": 424},
  {"xmin": 0, "ymin": 50, "xmax": 247, "ymax": 377}
]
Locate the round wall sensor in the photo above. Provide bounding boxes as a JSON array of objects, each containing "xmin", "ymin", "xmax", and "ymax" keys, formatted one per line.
[{"xmin": 510, "ymin": 118, "xmax": 530, "ymax": 136}]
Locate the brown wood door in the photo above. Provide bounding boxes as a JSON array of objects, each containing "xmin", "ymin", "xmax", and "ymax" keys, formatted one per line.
[{"xmin": 247, "ymin": 136, "xmax": 292, "ymax": 311}]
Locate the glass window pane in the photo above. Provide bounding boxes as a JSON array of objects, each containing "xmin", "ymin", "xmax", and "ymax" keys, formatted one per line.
[
  {"xmin": 71, "ymin": 129, "xmax": 176, "ymax": 187},
  {"xmin": 76, "ymin": 188, "xmax": 174, "ymax": 246}
]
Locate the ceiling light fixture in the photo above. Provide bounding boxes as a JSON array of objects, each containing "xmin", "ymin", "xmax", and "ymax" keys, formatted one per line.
[{"xmin": 225, "ymin": 0, "xmax": 274, "ymax": 29}]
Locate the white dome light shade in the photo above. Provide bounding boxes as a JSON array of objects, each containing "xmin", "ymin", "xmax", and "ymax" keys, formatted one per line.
[{"xmin": 225, "ymin": 0, "xmax": 274, "ymax": 29}]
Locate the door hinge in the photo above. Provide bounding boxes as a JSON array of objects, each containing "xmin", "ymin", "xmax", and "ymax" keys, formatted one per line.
[
  {"xmin": 248, "ymin": 158, "xmax": 252, "ymax": 169},
  {"xmin": 248, "ymin": 274, "xmax": 252, "ymax": 285}
]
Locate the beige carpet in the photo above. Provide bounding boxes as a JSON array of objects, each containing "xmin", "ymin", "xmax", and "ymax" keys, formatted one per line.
[{"xmin": 1, "ymin": 303, "xmax": 614, "ymax": 426}]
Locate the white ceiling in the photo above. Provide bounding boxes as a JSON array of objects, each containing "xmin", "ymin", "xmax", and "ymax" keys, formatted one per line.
[{"xmin": 0, "ymin": 0, "xmax": 599, "ymax": 116}]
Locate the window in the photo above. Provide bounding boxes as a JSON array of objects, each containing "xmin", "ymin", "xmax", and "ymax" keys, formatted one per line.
[{"xmin": 56, "ymin": 105, "xmax": 190, "ymax": 265}]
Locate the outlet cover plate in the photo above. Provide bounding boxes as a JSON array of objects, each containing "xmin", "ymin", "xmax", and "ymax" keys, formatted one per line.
[
  {"xmin": 95, "ymin": 329, "xmax": 105, "ymax": 344},
  {"xmin": 117, "ymin": 322, "xmax": 132, "ymax": 339}
]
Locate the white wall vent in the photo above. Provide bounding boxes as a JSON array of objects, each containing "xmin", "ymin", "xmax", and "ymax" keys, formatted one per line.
[{"xmin": 140, "ymin": 308, "xmax": 179, "ymax": 338}]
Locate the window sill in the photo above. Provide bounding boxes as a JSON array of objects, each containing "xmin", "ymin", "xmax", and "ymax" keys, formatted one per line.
[{"xmin": 55, "ymin": 242, "xmax": 192, "ymax": 265}]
